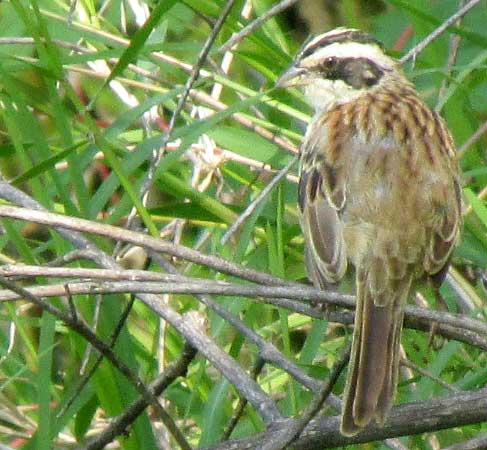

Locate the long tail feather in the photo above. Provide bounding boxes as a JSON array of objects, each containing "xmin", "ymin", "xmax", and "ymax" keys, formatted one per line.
[{"xmin": 340, "ymin": 267, "xmax": 411, "ymax": 436}]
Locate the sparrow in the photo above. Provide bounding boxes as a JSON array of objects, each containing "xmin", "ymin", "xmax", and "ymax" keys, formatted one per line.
[{"xmin": 277, "ymin": 28, "xmax": 461, "ymax": 436}]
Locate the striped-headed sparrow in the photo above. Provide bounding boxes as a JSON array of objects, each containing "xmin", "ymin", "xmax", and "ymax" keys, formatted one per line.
[{"xmin": 278, "ymin": 28, "xmax": 461, "ymax": 436}]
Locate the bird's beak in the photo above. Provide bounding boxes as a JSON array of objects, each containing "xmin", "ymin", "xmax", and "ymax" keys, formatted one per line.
[{"xmin": 275, "ymin": 65, "xmax": 306, "ymax": 88}]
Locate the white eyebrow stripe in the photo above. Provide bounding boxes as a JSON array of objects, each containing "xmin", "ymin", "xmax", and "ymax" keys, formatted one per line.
[
  {"xmin": 304, "ymin": 29, "xmax": 353, "ymax": 49},
  {"xmin": 299, "ymin": 28, "xmax": 381, "ymax": 57},
  {"xmin": 301, "ymin": 42, "xmax": 395, "ymax": 72}
]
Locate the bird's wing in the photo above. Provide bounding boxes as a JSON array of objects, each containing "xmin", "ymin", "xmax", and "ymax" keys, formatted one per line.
[
  {"xmin": 299, "ymin": 115, "xmax": 348, "ymax": 286},
  {"xmin": 423, "ymin": 117, "xmax": 462, "ymax": 282}
]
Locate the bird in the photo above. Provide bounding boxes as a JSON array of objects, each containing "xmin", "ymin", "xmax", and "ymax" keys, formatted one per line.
[{"xmin": 277, "ymin": 28, "xmax": 461, "ymax": 436}]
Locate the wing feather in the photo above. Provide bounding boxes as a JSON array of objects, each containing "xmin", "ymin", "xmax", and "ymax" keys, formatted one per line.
[
  {"xmin": 424, "ymin": 176, "xmax": 461, "ymax": 276},
  {"xmin": 299, "ymin": 128, "xmax": 349, "ymax": 286}
]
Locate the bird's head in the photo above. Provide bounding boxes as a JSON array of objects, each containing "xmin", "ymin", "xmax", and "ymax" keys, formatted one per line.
[{"xmin": 277, "ymin": 28, "xmax": 399, "ymax": 111}]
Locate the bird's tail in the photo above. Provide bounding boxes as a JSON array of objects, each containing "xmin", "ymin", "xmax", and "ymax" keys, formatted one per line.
[{"xmin": 340, "ymin": 264, "xmax": 412, "ymax": 436}]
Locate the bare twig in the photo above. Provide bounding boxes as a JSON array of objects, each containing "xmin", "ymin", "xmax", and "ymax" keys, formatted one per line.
[
  {"xmin": 441, "ymin": 433, "xmax": 487, "ymax": 450},
  {"xmin": 57, "ymin": 296, "xmax": 136, "ymax": 418},
  {"xmin": 0, "ymin": 279, "xmax": 485, "ymax": 351},
  {"xmin": 147, "ymin": 251, "xmax": 324, "ymax": 393},
  {"xmin": 204, "ymin": 389, "xmax": 487, "ymax": 450},
  {"xmin": 64, "ymin": 283, "xmax": 77, "ymax": 321},
  {"xmin": 125, "ymin": 0, "xmax": 237, "ymax": 235},
  {"xmin": 260, "ymin": 344, "xmax": 350, "ymax": 450},
  {"xmin": 218, "ymin": 0, "xmax": 299, "ymax": 54},
  {"xmin": 0, "ymin": 276, "xmax": 192, "ymax": 450},
  {"xmin": 0, "ymin": 250, "xmax": 487, "ymax": 342},
  {"xmin": 86, "ymin": 343, "xmax": 197, "ymax": 450},
  {"xmin": 0, "ymin": 181, "xmax": 282, "ymax": 425},
  {"xmin": 222, "ymin": 358, "xmax": 265, "ymax": 440},
  {"xmin": 436, "ymin": 0, "xmax": 467, "ymax": 111},
  {"xmin": 400, "ymin": 0, "xmax": 482, "ymax": 64},
  {"xmin": 46, "ymin": 249, "xmax": 100, "ymax": 266},
  {"xmin": 0, "ymin": 265, "xmax": 191, "ymax": 282},
  {"xmin": 3, "ymin": 211, "xmax": 483, "ymax": 343},
  {"xmin": 0, "ymin": 204, "xmax": 297, "ymax": 287},
  {"xmin": 401, "ymin": 358, "xmax": 459, "ymax": 393},
  {"xmin": 79, "ymin": 294, "xmax": 101, "ymax": 375},
  {"xmin": 221, "ymin": 155, "xmax": 297, "ymax": 244},
  {"xmin": 67, "ymin": 0, "xmax": 78, "ymax": 24},
  {"xmin": 458, "ymin": 118, "xmax": 487, "ymax": 157}
]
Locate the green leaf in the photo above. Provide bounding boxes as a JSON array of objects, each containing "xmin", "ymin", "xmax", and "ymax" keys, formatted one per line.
[
  {"xmin": 36, "ymin": 313, "xmax": 56, "ymax": 450},
  {"xmin": 95, "ymin": 135, "xmax": 159, "ymax": 237},
  {"xmin": 156, "ymin": 172, "xmax": 237, "ymax": 224},
  {"xmin": 12, "ymin": 141, "xmax": 88, "ymax": 186},
  {"xmin": 74, "ymin": 395, "xmax": 98, "ymax": 441},
  {"xmin": 208, "ymin": 126, "xmax": 282, "ymax": 163},
  {"xmin": 465, "ymin": 188, "xmax": 487, "ymax": 229},
  {"xmin": 97, "ymin": 0, "xmax": 177, "ymax": 95}
]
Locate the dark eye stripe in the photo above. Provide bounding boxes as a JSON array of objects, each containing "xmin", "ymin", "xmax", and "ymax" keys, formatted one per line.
[
  {"xmin": 299, "ymin": 30, "xmax": 383, "ymax": 60},
  {"xmin": 317, "ymin": 57, "xmax": 385, "ymax": 89}
]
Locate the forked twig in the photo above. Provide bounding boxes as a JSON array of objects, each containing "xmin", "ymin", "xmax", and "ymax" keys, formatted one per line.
[
  {"xmin": 218, "ymin": 0, "xmax": 299, "ymax": 54},
  {"xmin": 260, "ymin": 344, "xmax": 350, "ymax": 450},
  {"xmin": 221, "ymin": 156, "xmax": 298, "ymax": 244},
  {"xmin": 86, "ymin": 344, "xmax": 197, "ymax": 450},
  {"xmin": 125, "ymin": 0, "xmax": 237, "ymax": 235},
  {"xmin": 400, "ymin": 0, "xmax": 482, "ymax": 64},
  {"xmin": 0, "ymin": 276, "xmax": 192, "ymax": 450}
]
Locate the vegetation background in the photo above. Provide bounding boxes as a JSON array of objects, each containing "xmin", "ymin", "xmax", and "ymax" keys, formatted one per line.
[{"xmin": 0, "ymin": 0, "xmax": 486, "ymax": 449}]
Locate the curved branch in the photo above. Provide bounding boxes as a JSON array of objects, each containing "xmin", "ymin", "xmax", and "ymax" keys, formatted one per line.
[
  {"xmin": 0, "ymin": 278, "xmax": 485, "ymax": 350},
  {"xmin": 204, "ymin": 389, "xmax": 487, "ymax": 450},
  {"xmin": 0, "ymin": 182, "xmax": 281, "ymax": 425}
]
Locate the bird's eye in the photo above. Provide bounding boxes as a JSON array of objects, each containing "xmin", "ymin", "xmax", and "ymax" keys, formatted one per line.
[{"xmin": 319, "ymin": 57, "xmax": 335, "ymax": 72}]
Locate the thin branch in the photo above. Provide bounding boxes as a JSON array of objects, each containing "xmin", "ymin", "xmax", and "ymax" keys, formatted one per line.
[
  {"xmin": 436, "ymin": 0, "xmax": 466, "ymax": 112},
  {"xmin": 139, "ymin": 292, "xmax": 283, "ymax": 424},
  {"xmin": 67, "ymin": 0, "xmax": 78, "ymax": 25},
  {"xmin": 0, "ymin": 280, "xmax": 368, "ymax": 321},
  {"xmin": 401, "ymin": 358, "xmax": 459, "ymax": 393},
  {"xmin": 400, "ymin": 0, "xmax": 482, "ymax": 64},
  {"xmin": 147, "ymin": 251, "xmax": 324, "ymax": 393},
  {"xmin": 0, "ymin": 279, "xmax": 485, "ymax": 351},
  {"xmin": 0, "ymin": 204, "xmax": 298, "ymax": 287},
  {"xmin": 221, "ymin": 155, "xmax": 297, "ymax": 244},
  {"xmin": 0, "ymin": 181, "xmax": 281, "ymax": 425},
  {"xmin": 204, "ymin": 389, "xmax": 487, "ymax": 450},
  {"xmin": 1, "ymin": 210, "xmax": 483, "ymax": 343},
  {"xmin": 126, "ymin": 0, "xmax": 237, "ymax": 234},
  {"xmin": 0, "ymin": 265, "xmax": 191, "ymax": 282},
  {"xmin": 260, "ymin": 344, "xmax": 350, "ymax": 450},
  {"xmin": 458, "ymin": 117, "xmax": 487, "ymax": 157},
  {"xmin": 86, "ymin": 342, "xmax": 197, "ymax": 450},
  {"xmin": 0, "ymin": 183, "xmax": 487, "ymax": 446},
  {"xmin": 218, "ymin": 0, "xmax": 299, "ymax": 54},
  {"xmin": 441, "ymin": 433, "xmax": 487, "ymax": 450},
  {"xmin": 0, "ymin": 179, "xmax": 114, "ymax": 270},
  {"xmin": 0, "ymin": 276, "xmax": 192, "ymax": 450},
  {"xmin": 0, "ymin": 261, "xmax": 485, "ymax": 342},
  {"xmin": 46, "ymin": 249, "xmax": 100, "ymax": 266},
  {"xmin": 56, "ymin": 296, "xmax": 136, "ymax": 418},
  {"xmin": 222, "ymin": 358, "xmax": 265, "ymax": 441}
]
